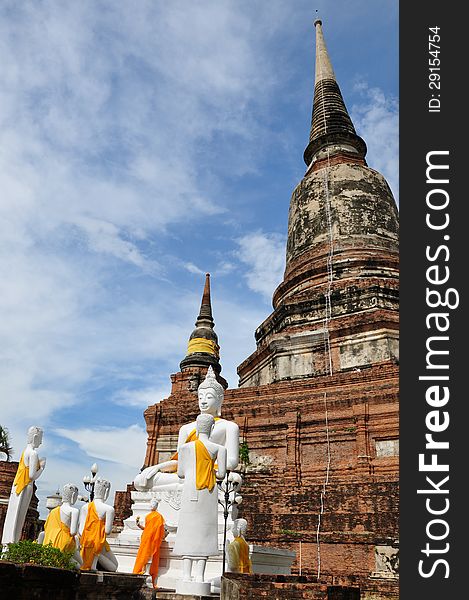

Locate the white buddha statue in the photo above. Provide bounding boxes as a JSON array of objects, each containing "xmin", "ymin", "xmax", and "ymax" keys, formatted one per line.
[
  {"xmin": 79, "ymin": 478, "xmax": 118, "ymax": 571},
  {"xmin": 134, "ymin": 366, "xmax": 239, "ymax": 492},
  {"xmin": 1, "ymin": 425, "xmax": 46, "ymax": 545},
  {"xmin": 173, "ymin": 414, "xmax": 227, "ymax": 596},
  {"xmin": 41, "ymin": 483, "xmax": 83, "ymax": 567},
  {"xmin": 227, "ymin": 518, "xmax": 252, "ymax": 574}
]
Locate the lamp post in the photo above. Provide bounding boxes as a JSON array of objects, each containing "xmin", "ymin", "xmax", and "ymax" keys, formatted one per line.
[
  {"xmin": 217, "ymin": 471, "xmax": 240, "ymax": 576},
  {"xmin": 82, "ymin": 463, "xmax": 99, "ymax": 502}
]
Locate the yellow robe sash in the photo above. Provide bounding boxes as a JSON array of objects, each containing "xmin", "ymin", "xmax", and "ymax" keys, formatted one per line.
[
  {"xmin": 170, "ymin": 417, "xmax": 220, "ymax": 461},
  {"xmin": 195, "ymin": 439, "xmax": 216, "ymax": 491},
  {"xmin": 133, "ymin": 510, "xmax": 165, "ymax": 587},
  {"xmin": 43, "ymin": 506, "xmax": 76, "ymax": 553},
  {"xmin": 80, "ymin": 502, "xmax": 110, "ymax": 570},
  {"xmin": 230, "ymin": 536, "xmax": 252, "ymax": 574},
  {"xmin": 13, "ymin": 452, "xmax": 31, "ymax": 495}
]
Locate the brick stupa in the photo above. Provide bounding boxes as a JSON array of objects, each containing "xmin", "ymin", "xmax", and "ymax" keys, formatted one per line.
[{"xmin": 115, "ymin": 19, "xmax": 399, "ymax": 597}]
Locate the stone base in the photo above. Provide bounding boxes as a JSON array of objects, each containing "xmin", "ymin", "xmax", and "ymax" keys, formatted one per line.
[
  {"xmin": 0, "ymin": 561, "xmax": 152, "ymax": 600},
  {"xmin": 155, "ymin": 594, "xmax": 214, "ymax": 600},
  {"xmin": 221, "ymin": 573, "xmax": 360, "ymax": 600},
  {"xmin": 110, "ymin": 489, "xmax": 295, "ymax": 592},
  {"xmin": 175, "ymin": 580, "xmax": 211, "ymax": 596},
  {"xmin": 109, "ymin": 535, "xmax": 295, "ymax": 592}
]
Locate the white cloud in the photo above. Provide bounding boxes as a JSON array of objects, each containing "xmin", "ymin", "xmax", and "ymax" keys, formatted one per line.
[
  {"xmin": 0, "ymin": 1, "xmax": 279, "ymax": 273},
  {"xmin": 112, "ymin": 385, "xmax": 172, "ymax": 408},
  {"xmin": 55, "ymin": 425, "xmax": 147, "ymax": 469},
  {"xmin": 73, "ymin": 216, "xmax": 152, "ymax": 270},
  {"xmin": 351, "ymin": 83, "xmax": 399, "ymax": 203},
  {"xmin": 236, "ymin": 232, "xmax": 286, "ymax": 301},
  {"xmin": 183, "ymin": 262, "xmax": 206, "ymax": 276},
  {"xmin": 214, "ymin": 262, "xmax": 236, "ymax": 277},
  {"xmin": 0, "ymin": 1, "xmax": 285, "ymax": 439}
]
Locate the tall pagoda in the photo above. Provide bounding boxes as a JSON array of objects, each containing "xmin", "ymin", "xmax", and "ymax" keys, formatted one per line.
[{"xmin": 121, "ymin": 19, "xmax": 399, "ymax": 596}]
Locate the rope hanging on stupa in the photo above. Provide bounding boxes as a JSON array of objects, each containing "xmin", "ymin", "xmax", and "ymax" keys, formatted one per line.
[{"xmin": 313, "ymin": 15, "xmax": 334, "ymax": 581}]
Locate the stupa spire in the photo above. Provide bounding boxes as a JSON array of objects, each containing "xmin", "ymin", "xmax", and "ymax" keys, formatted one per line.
[
  {"xmin": 304, "ymin": 19, "xmax": 367, "ymax": 166},
  {"xmin": 180, "ymin": 273, "xmax": 225, "ymax": 384},
  {"xmin": 313, "ymin": 17, "xmax": 335, "ymax": 86},
  {"xmin": 196, "ymin": 273, "xmax": 214, "ymax": 326}
]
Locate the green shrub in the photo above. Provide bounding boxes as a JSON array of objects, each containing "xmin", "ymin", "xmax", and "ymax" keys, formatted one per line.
[
  {"xmin": 278, "ymin": 528, "xmax": 302, "ymax": 538},
  {"xmin": 239, "ymin": 441, "xmax": 250, "ymax": 465},
  {"xmin": 1, "ymin": 540, "xmax": 77, "ymax": 571}
]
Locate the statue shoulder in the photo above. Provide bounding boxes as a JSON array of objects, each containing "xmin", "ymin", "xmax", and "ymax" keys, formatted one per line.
[
  {"xmin": 180, "ymin": 421, "xmax": 196, "ymax": 433},
  {"xmin": 98, "ymin": 499, "xmax": 113, "ymax": 511},
  {"xmin": 61, "ymin": 504, "xmax": 77, "ymax": 521},
  {"xmin": 219, "ymin": 419, "xmax": 239, "ymax": 432},
  {"xmin": 23, "ymin": 446, "xmax": 35, "ymax": 461}
]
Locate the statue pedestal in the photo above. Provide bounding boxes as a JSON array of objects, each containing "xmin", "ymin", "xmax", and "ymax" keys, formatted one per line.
[
  {"xmin": 176, "ymin": 581, "xmax": 211, "ymax": 596},
  {"xmin": 109, "ymin": 491, "xmax": 296, "ymax": 593},
  {"xmin": 109, "ymin": 535, "xmax": 296, "ymax": 592}
]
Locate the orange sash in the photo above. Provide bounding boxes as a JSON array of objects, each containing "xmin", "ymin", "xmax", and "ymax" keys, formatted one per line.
[
  {"xmin": 80, "ymin": 502, "xmax": 110, "ymax": 570},
  {"xmin": 195, "ymin": 439, "xmax": 216, "ymax": 491},
  {"xmin": 232, "ymin": 536, "xmax": 252, "ymax": 573},
  {"xmin": 171, "ymin": 417, "xmax": 220, "ymax": 461},
  {"xmin": 43, "ymin": 506, "xmax": 75, "ymax": 553},
  {"xmin": 13, "ymin": 452, "xmax": 31, "ymax": 495},
  {"xmin": 133, "ymin": 510, "xmax": 165, "ymax": 587}
]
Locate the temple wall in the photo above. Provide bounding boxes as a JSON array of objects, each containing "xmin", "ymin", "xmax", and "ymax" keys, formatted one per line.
[
  {"xmin": 221, "ymin": 573, "xmax": 398, "ymax": 600},
  {"xmin": 122, "ymin": 361, "xmax": 399, "ymax": 588}
]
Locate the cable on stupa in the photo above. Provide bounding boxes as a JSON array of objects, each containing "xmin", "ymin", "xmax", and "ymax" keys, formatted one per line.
[{"xmin": 312, "ymin": 15, "xmax": 334, "ymax": 580}]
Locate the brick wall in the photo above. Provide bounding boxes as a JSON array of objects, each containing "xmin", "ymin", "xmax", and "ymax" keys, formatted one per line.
[
  {"xmin": 113, "ymin": 483, "xmax": 134, "ymax": 531},
  {"xmin": 0, "ymin": 562, "xmax": 153, "ymax": 600},
  {"xmin": 221, "ymin": 574, "xmax": 360, "ymax": 600},
  {"xmin": 221, "ymin": 574, "xmax": 398, "ymax": 600},
  {"xmin": 118, "ymin": 361, "xmax": 398, "ymax": 581}
]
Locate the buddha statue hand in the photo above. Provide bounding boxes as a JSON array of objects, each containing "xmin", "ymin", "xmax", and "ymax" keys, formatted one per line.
[{"xmin": 134, "ymin": 465, "xmax": 161, "ymax": 491}]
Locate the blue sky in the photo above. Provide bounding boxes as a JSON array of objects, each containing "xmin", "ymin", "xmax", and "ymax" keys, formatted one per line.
[{"xmin": 0, "ymin": 0, "xmax": 398, "ymax": 514}]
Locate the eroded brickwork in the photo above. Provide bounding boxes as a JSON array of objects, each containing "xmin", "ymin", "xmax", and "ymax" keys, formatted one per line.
[
  {"xmin": 125, "ymin": 360, "xmax": 398, "ymax": 581},
  {"xmin": 221, "ymin": 573, "xmax": 398, "ymax": 600},
  {"xmin": 113, "ymin": 483, "xmax": 134, "ymax": 531},
  {"xmin": 222, "ymin": 573, "xmax": 359, "ymax": 600}
]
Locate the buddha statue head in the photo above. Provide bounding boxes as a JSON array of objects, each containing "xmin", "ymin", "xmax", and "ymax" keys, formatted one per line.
[
  {"xmin": 27, "ymin": 426, "xmax": 43, "ymax": 448},
  {"xmin": 198, "ymin": 366, "xmax": 224, "ymax": 417},
  {"xmin": 94, "ymin": 477, "xmax": 111, "ymax": 501},
  {"xmin": 196, "ymin": 413, "xmax": 215, "ymax": 436},
  {"xmin": 62, "ymin": 483, "xmax": 79, "ymax": 505},
  {"xmin": 232, "ymin": 518, "xmax": 248, "ymax": 538}
]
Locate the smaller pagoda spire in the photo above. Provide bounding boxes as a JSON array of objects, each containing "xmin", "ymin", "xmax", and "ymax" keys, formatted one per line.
[
  {"xmin": 304, "ymin": 19, "xmax": 366, "ymax": 166},
  {"xmin": 196, "ymin": 273, "xmax": 214, "ymax": 327},
  {"xmin": 179, "ymin": 273, "xmax": 224, "ymax": 380}
]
